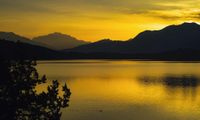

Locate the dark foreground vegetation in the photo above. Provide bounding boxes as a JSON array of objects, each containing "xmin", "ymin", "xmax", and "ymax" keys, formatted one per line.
[{"xmin": 0, "ymin": 60, "xmax": 71, "ymax": 119}]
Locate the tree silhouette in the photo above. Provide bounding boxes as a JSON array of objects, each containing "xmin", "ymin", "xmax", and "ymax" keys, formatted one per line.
[{"xmin": 0, "ymin": 60, "xmax": 71, "ymax": 120}]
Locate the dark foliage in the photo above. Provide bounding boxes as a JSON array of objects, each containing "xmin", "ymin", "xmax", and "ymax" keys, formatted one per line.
[{"xmin": 0, "ymin": 60, "xmax": 71, "ymax": 120}]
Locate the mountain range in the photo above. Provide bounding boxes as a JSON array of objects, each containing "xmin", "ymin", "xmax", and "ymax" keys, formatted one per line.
[
  {"xmin": 0, "ymin": 32, "xmax": 48, "ymax": 48},
  {"xmin": 1, "ymin": 22, "xmax": 200, "ymax": 60},
  {"xmin": 66, "ymin": 22, "xmax": 200, "ymax": 54},
  {"xmin": 32, "ymin": 32, "xmax": 89, "ymax": 50},
  {"xmin": 0, "ymin": 32, "xmax": 88, "ymax": 50},
  {"xmin": 0, "ymin": 40, "xmax": 65, "ymax": 60}
]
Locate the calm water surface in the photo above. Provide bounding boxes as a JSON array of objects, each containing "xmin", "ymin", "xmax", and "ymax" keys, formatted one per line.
[{"xmin": 36, "ymin": 60, "xmax": 200, "ymax": 120}]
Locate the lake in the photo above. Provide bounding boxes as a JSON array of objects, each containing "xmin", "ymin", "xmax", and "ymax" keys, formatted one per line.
[{"xmin": 36, "ymin": 60, "xmax": 200, "ymax": 120}]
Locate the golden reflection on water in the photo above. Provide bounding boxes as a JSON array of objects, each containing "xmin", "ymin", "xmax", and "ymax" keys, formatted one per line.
[{"xmin": 36, "ymin": 60, "xmax": 200, "ymax": 120}]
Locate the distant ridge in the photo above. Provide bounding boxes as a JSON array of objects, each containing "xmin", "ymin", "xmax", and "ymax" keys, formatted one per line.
[
  {"xmin": 0, "ymin": 39, "xmax": 65, "ymax": 60},
  {"xmin": 65, "ymin": 22, "xmax": 200, "ymax": 54},
  {"xmin": 32, "ymin": 32, "xmax": 89, "ymax": 50},
  {"xmin": 0, "ymin": 32, "xmax": 48, "ymax": 48},
  {"xmin": 2, "ymin": 22, "xmax": 200, "ymax": 60}
]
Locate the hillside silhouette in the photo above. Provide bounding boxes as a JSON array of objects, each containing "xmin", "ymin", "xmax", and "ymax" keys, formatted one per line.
[
  {"xmin": 33, "ymin": 32, "xmax": 89, "ymax": 50},
  {"xmin": 66, "ymin": 22, "xmax": 200, "ymax": 55},
  {"xmin": 0, "ymin": 32, "xmax": 49, "ymax": 48},
  {"xmin": 0, "ymin": 32, "xmax": 89, "ymax": 50},
  {"xmin": 0, "ymin": 40, "xmax": 66, "ymax": 60},
  {"xmin": 2, "ymin": 22, "xmax": 200, "ymax": 60}
]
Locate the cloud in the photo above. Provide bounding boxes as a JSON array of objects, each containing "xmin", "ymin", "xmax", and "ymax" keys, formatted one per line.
[
  {"xmin": 0, "ymin": 0, "xmax": 199, "ymax": 18},
  {"xmin": 145, "ymin": 8, "xmax": 200, "ymax": 21}
]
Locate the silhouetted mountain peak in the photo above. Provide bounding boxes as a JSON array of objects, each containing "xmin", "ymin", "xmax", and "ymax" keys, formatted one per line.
[
  {"xmin": 162, "ymin": 22, "xmax": 200, "ymax": 31},
  {"xmin": 181, "ymin": 22, "xmax": 199, "ymax": 26},
  {"xmin": 45, "ymin": 32, "xmax": 76, "ymax": 40},
  {"xmin": 0, "ymin": 32, "xmax": 50, "ymax": 48},
  {"xmin": 132, "ymin": 22, "xmax": 200, "ymax": 41},
  {"xmin": 33, "ymin": 32, "xmax": 89, "ymax": 50},
  {"xmin": 0, "ymin": 32, "xmax": 29, "ymax": 42},
  {"xmin": 95, "ymin": 39, "xmax": 112, "ymax": 43},
  {"xmin": 67, "ymin": 22, "xmax": 200, "ymax": 54}
]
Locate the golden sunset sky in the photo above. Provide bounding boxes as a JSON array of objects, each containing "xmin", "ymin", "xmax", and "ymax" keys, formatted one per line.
[{"xmin": 0, "ymin": 0, "xmax": 200, "ymax": 41}]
